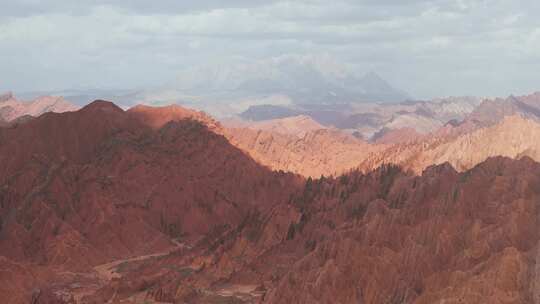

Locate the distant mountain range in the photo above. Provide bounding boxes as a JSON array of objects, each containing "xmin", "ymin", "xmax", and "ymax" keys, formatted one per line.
[
  {"xmin": 172, "ymin": 55, "xmax": 410, "ymax": 105},
  {"xmin": 17, "ymin": 55, "xmax": 409, "ymax": 117},
  {"xmin": 4, "ymin": 97, "xmax": 540, "ymax": 303},
  {"xmin": 240, "ymin": 96, "xmax": 484, "ymax": 140},
  {"xmin": 0, "ymin": 92, "xmax": 78, "ymax": 122}
]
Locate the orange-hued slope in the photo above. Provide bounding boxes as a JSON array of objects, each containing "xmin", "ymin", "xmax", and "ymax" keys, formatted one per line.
[
  {"xmin": 224, "ymin": 115, "xmax": 327, "ymax": 137},
  {"xmin": 225, "ymin": 127, "xmax": 383, "ymax": 177},
  {"xmin": 127, "ymin": 103, "xmax": 540, "ymax": 181},
  {"xmin": 360, "ymin": 115, "xmax": 540, "ymax": 173}
]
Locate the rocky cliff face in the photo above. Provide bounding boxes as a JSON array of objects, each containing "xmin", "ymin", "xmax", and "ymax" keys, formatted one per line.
[
  {"xmin": 224, "ymin": 112, "xmax": 540, "ymax": 179},
  {"xmin": 130, "ymin": 102, "xmax": 540, "ymax": 180},
  {"xmin": 127, "ymin": 104, "xmax": 221, "ymax": 131},
  {"xmin": 259, "ymin": 157, "xmax": 540, "ymax": 304},
  {"xmin": 89, "ymin": 156, "xmax": 540, "ymax": 304},
  {"xmin": 5, "ymin": 100, "xmax": 540, "ymax": 304},
  {"xmin": 225, "ymin": 127, "xmax": 383, "ymax": 178},
  {"xmin": 0, "ymin": 101, "xmax": 300, "ymax": 303}
]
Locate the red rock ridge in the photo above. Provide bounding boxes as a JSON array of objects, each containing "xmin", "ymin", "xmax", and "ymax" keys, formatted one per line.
[
  {"xmin": 127, "ymin": 104, "xmax": 221, "ymax": 131},
  {"xmin": 360, "ymin": 115, "xmax": 540, "ymax": 174},
  {"xmin": 225, "ymin": 127, "xmax": 384, "ymax": 178},
  {"xmin": 0, "ymin": 100, "xmax": 301, "ymax": 303},
  {"xmin": 127, "ymin": 104, "xmax": 385, "ymax": 178},
  {"xmin": 93, "ymin": 156, "xmax": 540, "ymax": 303}
]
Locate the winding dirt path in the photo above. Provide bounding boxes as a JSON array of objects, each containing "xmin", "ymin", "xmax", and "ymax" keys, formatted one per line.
[{"xmin": 94, "ymin": 242, "xmax": 184, "ymax": 281}]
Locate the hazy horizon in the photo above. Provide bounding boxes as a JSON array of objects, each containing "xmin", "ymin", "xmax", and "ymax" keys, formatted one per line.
[{"xmin": 2, "ymin": 0, "xmax": 540, "ymax": 100}]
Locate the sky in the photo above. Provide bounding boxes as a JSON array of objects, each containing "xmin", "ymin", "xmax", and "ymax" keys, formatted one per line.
[{"xmin": 1, "ymin": 0, "xmax": 539, "ymax": 99}]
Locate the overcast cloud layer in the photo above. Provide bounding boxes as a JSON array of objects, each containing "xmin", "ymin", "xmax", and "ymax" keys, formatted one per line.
[{"xmin": 1, "ymin": 0, "xmax": 539, "ymax": 99}]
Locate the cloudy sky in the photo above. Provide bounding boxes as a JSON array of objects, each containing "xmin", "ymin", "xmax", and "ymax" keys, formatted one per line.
[{"xmin": 1, "ymin": 0, "xmax": 539, "ymax": 99}]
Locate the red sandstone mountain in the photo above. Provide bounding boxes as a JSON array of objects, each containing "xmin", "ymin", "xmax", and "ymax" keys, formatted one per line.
[
  {"xmin": 360, "ymin": 115, "xmax": 540, "ymax": 174},
  {"xmin": 81, "ymin": 156, "xmax": 540, "ymax": 303},
  {"xmin": 225, "ymin": 127, "xmax": 384, "ymax": 178},
  {"xmin": 222, "ymin": 115, "xmax": 384, "ymax": 178},
  {"xmin": 126, "ymin": 102, "xmax": 540, "ymax": 181},
  {"xmin": 6, "ymin": 100, "xmax": 540, "ymax": 303},
  {"xmin": 127, "ymin": 104, "xmax": 220, "ymax": 131},
  {"xmin": 261, "ymin": 157, "xmax": 540, "ymax": 303},
  {"xmin": 129, "ymin": 101, "xmax": 540, "ymax": 180},
  {"xmin": 0, "ymin": 92, "xmax": 79, "ymax": 122},
  {"xmin": 0, "ymin": 101, "xmax": 300, "ymax": 303},
  {"xmin": 127, "ymin": 104, "xmax": 380, "ymax": 178}
]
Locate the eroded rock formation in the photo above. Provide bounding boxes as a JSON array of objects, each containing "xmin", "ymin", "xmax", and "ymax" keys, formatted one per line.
[{"xmin": 0, "ymin": 101, "xmax": 300, "ymax": 303}]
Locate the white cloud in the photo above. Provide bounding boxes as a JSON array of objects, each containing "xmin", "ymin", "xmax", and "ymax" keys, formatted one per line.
[{"xmin": 0, "ymin": 0, "xmax": 539, "ymax": 98}]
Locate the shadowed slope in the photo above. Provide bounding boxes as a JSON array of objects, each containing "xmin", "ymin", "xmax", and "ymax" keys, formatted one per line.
[
  {"xmin": 89, "ymin": 156, "xmax": 540, "ymax": 303},
  {"xmin": 0, "ymin": 100, "xmax": 301, "ymax": 304}
]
